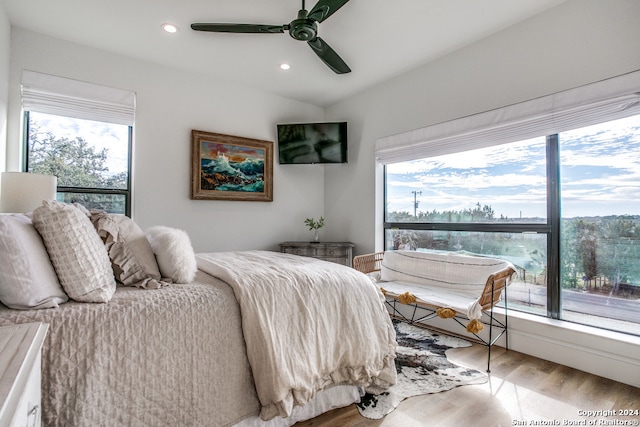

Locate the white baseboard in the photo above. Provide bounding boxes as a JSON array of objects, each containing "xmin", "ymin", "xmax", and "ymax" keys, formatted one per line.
[{"xmin": 504, "ymin": 311, "xmax": 640, "ymax": 388}]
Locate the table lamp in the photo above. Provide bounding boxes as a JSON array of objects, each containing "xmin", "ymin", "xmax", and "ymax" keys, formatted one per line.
[{"xmin": 0, "ymin": 172, "xmax": 58, "ymax": 213}]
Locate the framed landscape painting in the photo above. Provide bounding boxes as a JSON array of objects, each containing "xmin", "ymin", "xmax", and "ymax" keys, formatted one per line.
[{"xmin": 191, "ymin": 130, "xmax": 273, "ymax": 201}]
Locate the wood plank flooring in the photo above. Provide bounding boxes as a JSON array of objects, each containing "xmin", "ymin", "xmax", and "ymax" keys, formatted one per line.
[{"xmin": 295, "ymin": 343, "xmax": 640, "ymax": 426}]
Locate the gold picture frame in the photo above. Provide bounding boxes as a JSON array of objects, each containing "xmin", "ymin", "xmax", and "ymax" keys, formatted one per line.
[{"xmin": 191, "ymin": 130, "xmax": 273, "ymax": 202}]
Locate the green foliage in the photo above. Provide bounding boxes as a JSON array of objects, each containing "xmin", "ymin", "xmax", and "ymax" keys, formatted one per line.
[
  {"xmin": 560, "ymin": 215, "xmax": 640, "ymax": 293},
  {"xmin": 57, "ymin": 192, "xmax": 126, "ymax": 213},
  {"xmin": 388, "ymin": 202, "xmax": 496, "ymax": 223},
  {"xmin": 304, "ymin": 216, "xmax": 325, "ymax": 230}
]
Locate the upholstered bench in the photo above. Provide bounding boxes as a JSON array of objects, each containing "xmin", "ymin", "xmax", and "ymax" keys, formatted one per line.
[{"xmin": 353, "ymin": 250, "xmax": 516, "ymax": 371}]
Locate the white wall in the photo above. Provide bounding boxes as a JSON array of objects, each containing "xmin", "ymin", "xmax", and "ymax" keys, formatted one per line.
[
  {"xmin": 0, "ymin": 2, "xmax": 10, "ymax": 172},
  {"xmin": 325, "ymin": 0, "xmax": 640, "ymax": 255},
  {"xmin": 325, "ymin": 0, "xmax": 640, "ymax": 387},
  {"xmin": 6, "ymin": 28, "xmax": 327, "ymax": 252}
]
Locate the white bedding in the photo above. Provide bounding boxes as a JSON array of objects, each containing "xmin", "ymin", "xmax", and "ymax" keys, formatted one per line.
[
  {"xmin": 197, "ymin": 251, "xmax": 397, "ymax": 421},
  {"xmin": 0, "ymin": 271, "xmax": 260, "ymax": 426}
]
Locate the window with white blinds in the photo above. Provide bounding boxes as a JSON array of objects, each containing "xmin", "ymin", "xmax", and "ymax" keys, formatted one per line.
[
  {"xmin": 381, "ymin": 70, "xmax": 640, "ymax": 336},
  {"xmin": 375, "ymin": 70, "xmax": 640, "ymax": 164},
  {"xmin": 21, "ymin": 70, "xmax": 134, "ymax": 215}
]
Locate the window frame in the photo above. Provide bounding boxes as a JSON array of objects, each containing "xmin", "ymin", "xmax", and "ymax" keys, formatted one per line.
[{"xmin": 382, "ymin": 132, "xmax": 627, "ymax": 325}]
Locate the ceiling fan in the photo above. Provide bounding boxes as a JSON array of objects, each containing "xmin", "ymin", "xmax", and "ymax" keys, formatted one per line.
[{"xmin": 191, "ymin": 0, "xmax": 351, "ymax": 74}]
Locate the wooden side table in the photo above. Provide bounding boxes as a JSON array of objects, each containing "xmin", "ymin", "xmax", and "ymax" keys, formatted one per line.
[
  {"xmin": 279, "ymin": 241, "xmax": 355, "ymax": 267},
  {"xmin": 0, "ymin": 322, "xmax": 48, "ymax": 427}
]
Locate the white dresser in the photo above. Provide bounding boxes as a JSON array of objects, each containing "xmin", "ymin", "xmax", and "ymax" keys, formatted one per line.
[{"xmin": 0, "ymin": 323, "xmax": 48, "ymax": 427}]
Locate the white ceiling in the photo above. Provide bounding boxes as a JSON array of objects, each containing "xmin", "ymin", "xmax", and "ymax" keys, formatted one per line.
[{"xmin": 2, "ymin": 0, "xmax": 566, "ymax": 107}]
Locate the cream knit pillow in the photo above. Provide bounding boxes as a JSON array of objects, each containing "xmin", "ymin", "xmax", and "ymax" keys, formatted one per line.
[{"xmin": 32, "ymin": 201, "xmax": 116, "ymax": 303}]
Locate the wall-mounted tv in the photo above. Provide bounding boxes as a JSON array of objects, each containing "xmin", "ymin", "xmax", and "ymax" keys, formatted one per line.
[{"xmin": 277, "ymin": 122, "xmax": 347, "ymax": 164}]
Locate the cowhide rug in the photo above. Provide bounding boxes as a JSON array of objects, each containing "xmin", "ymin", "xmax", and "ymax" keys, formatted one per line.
[{"xmin": 357, "ymin": 320, "xmax": 488, "ymax": 419}]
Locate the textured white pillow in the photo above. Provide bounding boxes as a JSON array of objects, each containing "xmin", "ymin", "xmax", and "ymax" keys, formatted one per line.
[
  {"xmin": 32, "ymin": 201, "xmax": 116, "ymax": 303},
  {"xmin": 0, "ymin": 213, "xmax": 69, "ymax": 309},
  {"xmin": 145, "ymin": 226, "xmax": 197, "ymax": 283},
  {"xmin": 90, "ymin": 211, "xmax": 165, "ymax": 289}
]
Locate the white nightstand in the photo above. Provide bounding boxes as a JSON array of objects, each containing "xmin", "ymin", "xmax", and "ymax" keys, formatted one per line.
[{"xmin": 0, "ymin": 322, "xmax": 48, "ymax": 427}]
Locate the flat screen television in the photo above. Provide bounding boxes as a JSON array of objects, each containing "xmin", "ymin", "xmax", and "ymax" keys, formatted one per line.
[{"xmin": 277, "ymin": 122, "xmax": 347, "ymax": 164}]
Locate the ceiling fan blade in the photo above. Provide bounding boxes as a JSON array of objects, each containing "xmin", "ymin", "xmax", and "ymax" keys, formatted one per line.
[
  {"xmin": 307, "ymin": 37, "xmax": 351, "ymax": 74},
  {"xmin": 191, "ymin": 23, "xmax": 285, "ymax": 34},
  {"xmin": 307, "ymin": 0, "xmax": 350, "ymax": 22}
]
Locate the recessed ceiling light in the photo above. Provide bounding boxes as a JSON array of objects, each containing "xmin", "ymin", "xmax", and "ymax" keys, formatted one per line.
[
  {"xmin": 280, "ymin": 63, "xmax": 291, "ymax": 70},
  {"xmin": 162, "ymin": 23, "xmax": 179, "ymax": 33}
]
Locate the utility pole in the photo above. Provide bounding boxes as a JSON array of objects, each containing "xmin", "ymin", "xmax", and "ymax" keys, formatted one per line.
[{"xmin": 411, "ymin": 190, "xmax": 422, "ymax": 218}]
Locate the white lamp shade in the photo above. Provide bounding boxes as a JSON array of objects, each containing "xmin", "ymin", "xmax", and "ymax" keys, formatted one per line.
[{"xmin": 0, "ymin": 172, "xmax": 58, "ymax": 213}]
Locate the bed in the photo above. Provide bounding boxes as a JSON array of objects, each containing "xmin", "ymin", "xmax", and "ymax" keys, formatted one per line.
[{"xmin": 0, "ymin": 202, "xmax": 397, "ymax": 426}]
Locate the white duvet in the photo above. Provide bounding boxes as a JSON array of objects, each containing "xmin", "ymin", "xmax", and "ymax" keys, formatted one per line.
[{"xmin": 197, "ymin": 251, "xmax": 397, "ymax": 421}]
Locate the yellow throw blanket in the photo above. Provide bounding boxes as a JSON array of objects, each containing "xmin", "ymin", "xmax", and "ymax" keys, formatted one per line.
[{"xmin": 197, "ymin": 250, "xmax": 397, "ymax": 421}]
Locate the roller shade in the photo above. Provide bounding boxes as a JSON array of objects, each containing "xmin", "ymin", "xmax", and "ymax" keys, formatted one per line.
[
  {"xmin": 375, "ymin": 70, "xmax": 640, "ymax": 164},
  {"xmin": 21, "ymin": 70, "xmax": 135, "ymax": 126}
]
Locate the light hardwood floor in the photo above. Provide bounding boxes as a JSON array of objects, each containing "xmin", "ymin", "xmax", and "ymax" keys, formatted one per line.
[{"xmin": 296, "ymin": 343, "xmax": 640, "ymax": 427}]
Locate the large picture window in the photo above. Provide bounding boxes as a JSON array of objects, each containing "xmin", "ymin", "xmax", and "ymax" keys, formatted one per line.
[{"xmin": 384, "ymin": 114, "xmax": 640, "ymax": 336}]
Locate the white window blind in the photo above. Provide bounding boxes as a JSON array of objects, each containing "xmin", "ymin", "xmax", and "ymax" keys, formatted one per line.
[
  {"xmin": 21, "ymin": 70, "xmax": 135, "ymax": 126},
  {"xmin": 375, "ymin": 70, "xmax": 640, "ymax": 164}
]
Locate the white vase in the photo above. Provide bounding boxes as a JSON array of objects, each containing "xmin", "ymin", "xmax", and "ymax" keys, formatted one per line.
[{"xmin": 313, "ymin": 229, "xmax": 319, "ymax": 242}]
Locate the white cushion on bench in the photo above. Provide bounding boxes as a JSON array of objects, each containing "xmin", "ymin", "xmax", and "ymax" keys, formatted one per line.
[
  {"xmin": 378, "ymin": 250, "xmax": 515, "ymax": 320},
  {"xmin": 379, "ymin": 280, "xmax": 484, "ymax": 319}
]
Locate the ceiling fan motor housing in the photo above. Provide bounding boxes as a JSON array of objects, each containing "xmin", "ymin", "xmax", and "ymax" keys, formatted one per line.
[{"xmin": 289, "ymin": 10, "xmax": 318, "ymax": 41}]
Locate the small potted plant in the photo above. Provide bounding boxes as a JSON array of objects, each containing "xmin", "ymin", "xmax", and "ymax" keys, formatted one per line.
[{"xmin": 304, "ymin": 216, "xmax": 325, "ymax": 243}]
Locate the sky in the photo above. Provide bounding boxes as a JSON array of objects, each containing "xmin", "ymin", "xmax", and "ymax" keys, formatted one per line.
[
  {"xmin": 30, "ymin": 112, "xmax": 129, "ymax": 176},
  {"xmin": 386, "ymin": 114, "xmax": 640, "ymax": 219}
]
